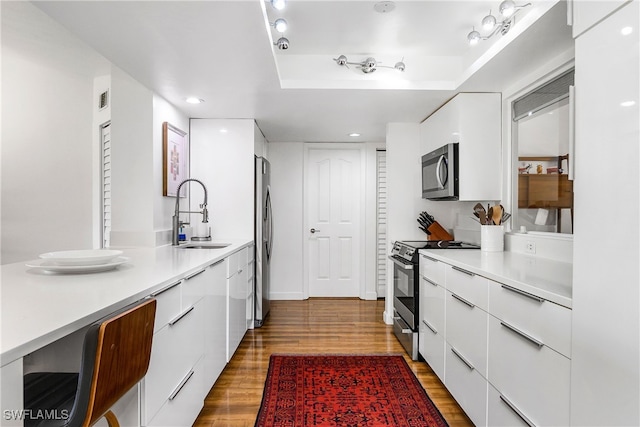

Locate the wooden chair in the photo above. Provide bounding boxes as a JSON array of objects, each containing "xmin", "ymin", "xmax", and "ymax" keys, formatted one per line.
[{"xmin": 24, "ymin": 298, "xmax": 157, "ymax": 427}]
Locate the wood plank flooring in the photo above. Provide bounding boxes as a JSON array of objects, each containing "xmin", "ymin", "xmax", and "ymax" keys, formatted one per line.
[{"xmin": 193, "ymin": 298, "xmax": 473, "ymax": 427}]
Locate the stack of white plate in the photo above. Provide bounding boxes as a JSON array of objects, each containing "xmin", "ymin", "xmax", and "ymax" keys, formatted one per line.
[{"xmin": 26, "ymin": 249, "xmax": 129, "ymax": 274}]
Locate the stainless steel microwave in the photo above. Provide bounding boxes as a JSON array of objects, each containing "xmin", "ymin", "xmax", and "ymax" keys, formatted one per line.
[{"xmin": 421, "ymin": 143, "xmax": 459, "ymax": 200}]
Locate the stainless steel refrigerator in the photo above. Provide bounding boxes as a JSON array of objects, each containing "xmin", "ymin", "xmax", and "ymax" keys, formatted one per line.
[{"xmin": 255, "ymin": 156, "xmax": 272, "ymax": 327}]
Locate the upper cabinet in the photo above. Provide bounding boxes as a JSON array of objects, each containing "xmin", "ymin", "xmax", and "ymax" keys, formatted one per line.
[
  {"xmin": 420, "ymin": 93, "xmax": 502, "ymax": 201},
  {"xmin": 571, "ymin": 0, "xmax": 630, "ymax": 38}
]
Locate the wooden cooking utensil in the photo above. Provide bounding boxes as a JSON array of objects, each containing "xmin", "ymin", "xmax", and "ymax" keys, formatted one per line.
[{"xmin": 492, "ymin": 205, "xmax": 503, "ymax": 225}]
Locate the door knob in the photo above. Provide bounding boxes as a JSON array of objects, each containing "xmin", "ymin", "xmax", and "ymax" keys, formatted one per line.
[{"xmin": 310, "ymin": 228, "xmax": 321, "ymax": 234}]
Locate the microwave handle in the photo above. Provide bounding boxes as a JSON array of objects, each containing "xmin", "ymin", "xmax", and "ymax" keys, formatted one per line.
[{"xmin": 436, "ymin": 155, "xmax": 447, "ymax": 189}]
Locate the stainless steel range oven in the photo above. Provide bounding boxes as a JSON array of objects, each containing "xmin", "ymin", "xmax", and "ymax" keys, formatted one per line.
[{"xmin": 390, "ymin": 240, "xmax": 480, "ymax": 360}]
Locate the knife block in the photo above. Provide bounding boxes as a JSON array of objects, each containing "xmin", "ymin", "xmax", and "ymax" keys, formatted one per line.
[{"xmin": 427, "ymin": 222, "xmax": 454, "ymax": 241}]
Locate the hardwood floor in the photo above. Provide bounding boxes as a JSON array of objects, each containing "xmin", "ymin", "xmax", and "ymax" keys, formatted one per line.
[{"xmin": 193, "ymin": 298, "xmax": 473, "ymax": 427}]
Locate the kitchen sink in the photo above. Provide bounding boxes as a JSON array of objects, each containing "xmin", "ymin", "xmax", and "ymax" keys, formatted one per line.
[{"xmin": 177, "ymin": 243, "xmax": 231, "ymax": 249}]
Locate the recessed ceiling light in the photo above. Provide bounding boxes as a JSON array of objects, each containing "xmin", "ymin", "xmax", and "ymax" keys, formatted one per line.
[
  {"xmin": 186, "ymin": 97, "xmax": 204, "ymax": 104},
  {"xmin": 621, "ymin": 26, "xmax": 633, "ymax": 35},
  {"xmin": 349, "ymin": 133, "xmax": 361, "ymax": 137},
  {"xmin": 374, "ymin": 1, "xmax": 395, "ymax": 13},
  {"xmin": 621, "ymin": 100, "xmax": 636, "ymax": 107},
  {"xmin": 220, "ymin": 128, "xmax": 228, "ymax": 133}
]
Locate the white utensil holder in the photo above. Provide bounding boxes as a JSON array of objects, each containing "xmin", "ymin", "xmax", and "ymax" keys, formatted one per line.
[{"xmin": 481, "ymin": 225, "xmax": 504, "ymax": 252}]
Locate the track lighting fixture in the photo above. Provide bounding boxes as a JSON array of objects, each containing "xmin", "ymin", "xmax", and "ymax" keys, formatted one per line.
[
  {"xmin": 270, "ymin": 0, "xmax": 286, "ymax": 10},
  {"xmin": 333, "ymin": 55, "xmax": 405, "ymax": 74},
  {"xmin": 272, "ymin": 18, "xmax": 287, "ymax": 33},
  {"xmin": 275, "ymin": 37, "xmax": 290, "ymax": 50},
  {"xmin": 467, "ymin": 1, "xmax": 531, "ymax": 45}
]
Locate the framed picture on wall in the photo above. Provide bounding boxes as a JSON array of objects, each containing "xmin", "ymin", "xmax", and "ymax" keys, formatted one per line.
[{"xmin": 162, "ymin": 122, "xmax": 189, "ymax": 197}]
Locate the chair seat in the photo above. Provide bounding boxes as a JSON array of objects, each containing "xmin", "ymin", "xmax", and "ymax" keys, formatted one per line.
[{"xmin": 24, "ymin": 372, "xmax": 78, "ymax": 427}]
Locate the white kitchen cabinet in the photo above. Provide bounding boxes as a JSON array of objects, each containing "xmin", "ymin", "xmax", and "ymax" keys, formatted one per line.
[
  {"xmin": 443, "ymin": 264, "xmax": 489, "ymax": 427},
  {"xmin": 1, "ymin": 359, "xmax": 23, "ymax": 427},
  {"xmin": 487, "ymin": 383, "xmax": 530, "ymax": 427},
  {"xmin": 203, "ymin": 259, "xmax": 227, "ymax": 389},
  {"xmin": 445, "ymin": 342, "xmax": 488, "ymax": 427},
  {"xmin": 489, "ymin": 281, "xmax": 571, "ymax": 357},
  {"xmin": 419, "ymin": 93, "xmax": 501, "ymax": 201},
  {"xmin": 488, "ymin": 315, "xmax": 570, "ymax": 426},
  {"xmin": 147, "ymin": 356, "xmax": 206, "ymax": 427},
  {"xmin": 418, "ymin": 275, "xmax": 446, "ymax": 382},
  {"xmin": 572, "ymin": 1, "xmax": 639, "ymax": 425},
  {"xmin": 226, "ymin": 247, "xmax": 249, "ymax": 362},
  {"xmin": 143, "ymin": 276, "xmax": 206, "ymax": 426},
  {"xmin": 246, "ymin": 244, "xmax": 255, "ymax": 330},
  {"xmin": 571, "ymin": 0, "xmax": 629, "ymax": 38}
]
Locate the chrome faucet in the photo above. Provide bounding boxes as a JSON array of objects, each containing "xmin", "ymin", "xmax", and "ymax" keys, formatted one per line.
[{"xmin": 172, "ymin": 178, "xmax": 210, "ymax": 245}]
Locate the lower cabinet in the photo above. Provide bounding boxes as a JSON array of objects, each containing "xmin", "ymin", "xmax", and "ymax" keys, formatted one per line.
[
  {"xmin": 142, "ymin": 246, "xmax": 251, "ymax": 427},
  {"xmin": 445, "ymin": 342, "xmax": 488, "ymax": 426},
  {"xmin": 226, "ymin": 247, "xmax": 249, "ymax": 362},
  {"xmin": 143, "ymin": 281, "xmax": 206, "ymax": 426},
  {"xmin": 418, "ymin": 254, "xmax": 572, "ymax": 427},
  {"xmin": 418, "ymin": 276, "xmax": 446, "ymax": 382},
  {"xmin": 147, "ymin": 357, "xmax": 206, "ymax": 427},
  {"xmin": 487, "ymin": 313, "xmax": 571, "ymax": 426}
]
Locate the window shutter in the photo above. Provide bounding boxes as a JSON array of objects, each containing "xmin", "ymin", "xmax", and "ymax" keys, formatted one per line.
[
  {"xmin": 102, "ymin": 123, "xmax": 112, "ymax": 248},
  {"xmin": 376, "ymin": 150, "xmax": 387, "ymax": 298}
]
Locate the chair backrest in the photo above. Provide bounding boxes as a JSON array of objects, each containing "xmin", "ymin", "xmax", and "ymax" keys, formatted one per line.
[{"xmin": 68, "ymin": 298, "xmax": 156, "ymax": 427}]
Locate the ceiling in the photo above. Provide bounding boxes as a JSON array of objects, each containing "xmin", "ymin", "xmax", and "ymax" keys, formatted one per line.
[{"xmin": 33, "ymin": 0, "xmax": 573, "ymax": 143}]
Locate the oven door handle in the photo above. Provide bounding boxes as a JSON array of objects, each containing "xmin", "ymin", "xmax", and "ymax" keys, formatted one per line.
[
  {"xmin": 394, "ymin": 316, "xmax": 414, "ymax": 334},
  {"xmin": 388, "ymin": 256, "xmax": 414, "ymax": 270}
]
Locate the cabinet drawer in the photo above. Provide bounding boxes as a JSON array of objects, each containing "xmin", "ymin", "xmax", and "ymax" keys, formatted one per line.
[
  {"xmin": 150, "ymin": 280, "xmax": 182, "ymax": 333},
  {"xmin": 147, "ymin": 356, "xmax": 206, "ymax": 427},
  {"xmin": 446, "ymin": 291, "xmax": 488, "ymax": 377},
  {"xmin": 143, "ymin": 301, "xmax": 204, "ymax": 423},
  {"xmin": 182, "ymin": 267, "xmax": 207, "ymax": 308},
  {"xmin": 487, "ymin": 315, "xmax": 570, "ymax": 427},
  {"xmin": 420, "ymin": 276, "xmax": 445, "ymax": 333},
  {"xmin": 487, "ymin": 383, "xmax": 530, "ymax": 427},
  {"xmin": 419, "ymin": 254, "xmax": 445, "ymax": 285},
  {"xmin": 489, "ymin": 281, "xmax": 571, "ymax": 357},
  {"xmin": 419, "ymin": 318, "xmax": 446, "ymax": 383},
  {"xmin": 445, "ymin": 264, "xmax": 488, "ymax": 311},
  {"xmin": 445, "ymin": 342, "xmax": 488, "ymax": 427}
]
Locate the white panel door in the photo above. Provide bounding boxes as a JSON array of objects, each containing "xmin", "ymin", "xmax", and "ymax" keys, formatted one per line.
[{"xmin": 306, "ymin": 148, "xmax": 362, "ymax": 297}]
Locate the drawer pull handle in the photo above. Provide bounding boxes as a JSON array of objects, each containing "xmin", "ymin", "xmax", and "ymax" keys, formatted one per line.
[
  {"xmin": 185, "ymin": 268, "xmax": 206, "ymax": 280},
  {"xmin": 451, "ymin": 293, "xmax": 475, "ymax": 309},
  {"xmin": 499, "ymin": 394, "xmax": 536, "ymax": 427},
  {"xmin": 168, "ymin": 370, "xmax": 195, "ymax": 401},
  {"xmin": 421, "ymin": 255, "xmax": 438, "ymax": 263},
  {"xmin": 210, "ymin": 259, "xmax": 224, "ymax": 267},
  {"xmin": 150, "ymin": 280, "xmax": 181, "ymax": 297},
  {"xmin": 450, "ymin": 347, "xmax": 474, "ymax": 371},
  {"xmin": 422, "ymin": 319, "xmax": 438, "ymax": 335},
  {"xmin": 452, "ymin": 266, "xmax": 475, "ymax": 277},
  {"xmin": 422, "ymin": 277, "xmax": 439, "ymax": 287},
  {"xmin": 500, "ymin": 321, "xmax": 544, "ymax": 348},
  {"xmin": 169, "ymin": 306, "xmax": 195, "ymax": 326},
  {"xmin": 501, "ymin": 284, "xmax": 544, "ymax": 303}
]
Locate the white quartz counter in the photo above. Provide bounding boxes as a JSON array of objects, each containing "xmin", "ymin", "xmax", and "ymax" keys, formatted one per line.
[
  {"xmin": 0, "ymin": 239, "xmax": 252, "ymax": 366},
  {"xmin": 418, "ymin": 249, "xmax": 572, "ymax": 309}
]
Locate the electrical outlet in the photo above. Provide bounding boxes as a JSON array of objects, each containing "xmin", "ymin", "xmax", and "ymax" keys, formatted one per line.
[{"xmin": 525, "ymin": 241, "xmax": 536, "ymax": 254}]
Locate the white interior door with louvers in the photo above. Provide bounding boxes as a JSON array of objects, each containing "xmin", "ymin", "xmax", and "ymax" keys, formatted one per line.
[{"xmin": 305, "ymin": 146, "xmax": 363, "ymax": 298}]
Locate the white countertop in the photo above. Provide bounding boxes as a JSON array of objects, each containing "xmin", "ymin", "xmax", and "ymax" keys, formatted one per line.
[
  {"xmin": 0, "ymin": 239, "xmax": 252, "ymax": 367},
  {"xmin": 418, "ymin": 249, "xmax": 572, "ymax": 309}
]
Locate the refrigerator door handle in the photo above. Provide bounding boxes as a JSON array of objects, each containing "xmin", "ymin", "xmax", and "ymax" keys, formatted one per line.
[{"xmin": 265, "ymin": 186, "xmax": 273, "ymax": 260}]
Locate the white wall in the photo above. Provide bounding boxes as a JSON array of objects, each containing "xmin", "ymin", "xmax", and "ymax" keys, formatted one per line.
[
  {"xmin": 268, "ymin": 141, "xmax": 380, "ymax": 301},
  {"xmin": 1, "ymin": 1, "xmax": 191, "ymax": 262},
  {"xmin": 1, "ymin": 2, "xmax": 109, "ymax": 264},
  {"xmin": 189, "ymin": 119, "xmax": 255, "ymax": 241},
  {"xmin": 268, "ymin": 142, "xmax": 304, "ymax": 300},
  {"xmin": 153, "ymin": 95, "xmax": 190, "ymax": 244}
]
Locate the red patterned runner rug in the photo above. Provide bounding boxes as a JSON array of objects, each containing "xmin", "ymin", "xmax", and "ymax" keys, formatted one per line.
[{"xmin": 255, "ymin": 354, "xmax": 449, "ymax": 427}]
